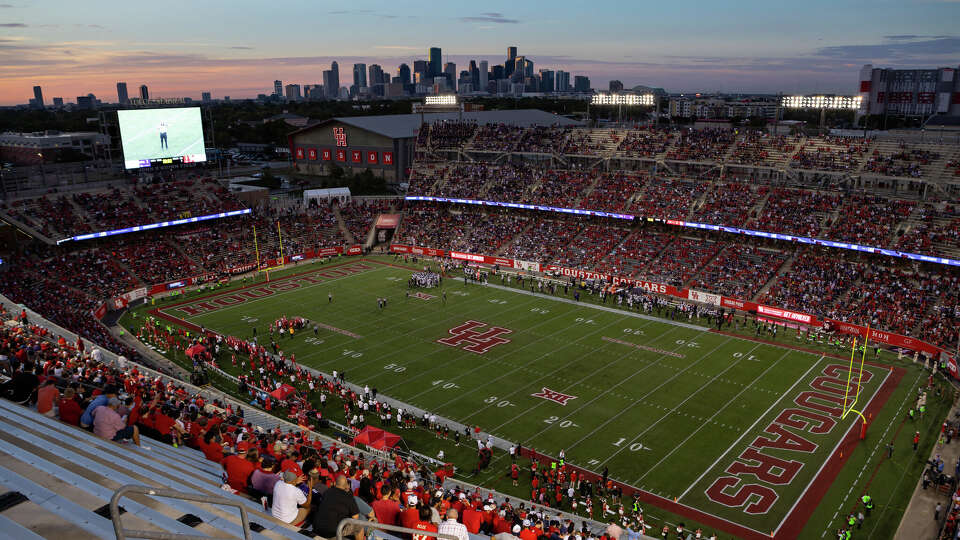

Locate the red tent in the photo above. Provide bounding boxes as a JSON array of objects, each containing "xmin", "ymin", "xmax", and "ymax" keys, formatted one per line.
[
  {"xmin": 352, "ymin": 426, "xmax": 402, "ymax": 450},
  {"xmin": 269, "ymin": 384, "xmax": 296, "ymax": 401}
]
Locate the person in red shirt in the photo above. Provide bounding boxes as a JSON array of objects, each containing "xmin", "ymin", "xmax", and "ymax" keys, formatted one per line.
[
  {"xmin": 201, "ymin": 429, "xmax": 225, "ymax": 462},
  {"xmin": 399, "ymin": 495, "xmax": 420, "ymax": 537},
  {"xmin": 461, "ymin": 503, "xmax": 482, "ymax": 534},
  {"xmin": 223, "ymin": 449, "xmax": 258, "ymax": 493},
  {"xmin": 372, "ymin": 485, "xmax": 401, "ymax": 526},
  {"xmin": 518, "ymin": 521, "xmax": 538, "ymax": 540},
  {"xmin": 57, "ymin": 387, "xmax": 84, "ymax": 426},
  {"xmin": 511, "ymin": 463, "xmax": 519, "ymax": 486},
  {"xmin": 412, "ymin": 506, "xmax": 437, "ymax": 540}
]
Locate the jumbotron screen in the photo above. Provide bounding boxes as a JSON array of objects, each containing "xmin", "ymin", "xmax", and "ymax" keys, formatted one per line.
[{"xmin": 118, "ymin": 107, "xmax": 206, "ymax": 169}]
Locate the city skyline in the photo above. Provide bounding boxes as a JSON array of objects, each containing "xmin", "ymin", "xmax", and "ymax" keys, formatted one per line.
[{"xmin": 1, "ymin": 0, "xmax": 959, "ymax": 105}]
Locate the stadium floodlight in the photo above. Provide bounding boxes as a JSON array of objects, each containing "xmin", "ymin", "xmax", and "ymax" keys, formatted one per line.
[
  {"xmin": 591, "ymin": 93, "xmax": 655, "ymax": 106},
  {"xmin": 780, "ymin": 95, "xmax": 862, "ymax": 110},
  {"xmin": 424, "ymin": 95, "xmax": 458, "ymax": 106}
]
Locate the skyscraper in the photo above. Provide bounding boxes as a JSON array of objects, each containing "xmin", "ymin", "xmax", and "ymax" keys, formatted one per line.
[
  {"xmin": 201, "ymin": 92, "xmax": 212, "ymax": 102},
  {"xmin": 413, "ymin": 60, "xmax": 428, "ymax": 84},
  {"xmin": 368, "ymin": 64, "xmax": 384, "ymax": 86},
  {"xmin": 443, "ymin": 62, "xmax": 457, "ymax": 89},
  {"xmin": 353, "ymin": 63, "xmax": 367, "ymax": 88},
  {"xmin": 609, "ymin": 80, "xmax": 624, "ymax": 92},
  {"xmin": 505, "ymin": 47, "xmax": 518, "ymax": 77},
  {"xmin": 52, "ymin": 97, "xmax": 64, "ymax": 107},
  {"xmin": 32, "ymin": 86, "xmax": 44, "ymax": 108},
  {"xmin": 429, "ymin": 47, "xmax": 442, "ymax": 78},
  {"xmin": 573, "ymin": 76, "xmax": 591, "ymax": 93},
  {"xmin": 397, "ymin": 63, "xmax": 411, "ymax": 86},
  {"xmin": 116, "ymin": 82, "xmax": 129, "ymax": 105},
  {"xmin": 139, "ymin": 84, "xmax": 149, "ymax": 101},
  {"xmin": 273, "ymin": 80, "xmax": 283, "ymax": 97},
  {"xmin": 479, "ymin": 61, "xmax": 488, "ymax": 93},
  {"xmin": 539, "ymin": 70, "xmax": 555, "ymax": 93},
  {"xmin": 556, "ymin": 71, "xmax": 570, "ymax": 92},
  {"xmin": 326, "ymin": 62, "xmax": 340, "ymax": 98},
  {"xmin": 284, "ymin": 84, "xmax": 301, "ymax": 101}
]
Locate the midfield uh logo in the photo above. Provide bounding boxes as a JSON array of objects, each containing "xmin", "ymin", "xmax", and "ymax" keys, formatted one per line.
[
  {"xmin": 437, "ymin": 320, "xmax": 512, "ymax": 354},
  {"xmin": 532, "ymin": 387, "xmax": 577, "ymax": 405}
]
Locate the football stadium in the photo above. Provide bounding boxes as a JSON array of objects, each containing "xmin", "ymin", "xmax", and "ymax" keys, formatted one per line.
[{"xmin": 0, "ymin": 115, "xmax": 959, "ymax": 540}]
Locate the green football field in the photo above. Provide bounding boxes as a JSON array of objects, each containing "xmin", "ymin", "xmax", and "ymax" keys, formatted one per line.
[{"xmin": 144, "ymin": 257, "xmax": 947, "ymax": 539}]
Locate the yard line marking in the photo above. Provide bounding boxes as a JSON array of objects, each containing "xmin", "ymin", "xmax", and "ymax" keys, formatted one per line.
[
  {"xmin": 379, "ymin": 298, "xmax": 624, "ymax": 396},
  {"xmin": 483, "ymin": 282, "xmax": 706, "ymax": 331},
  {"xmin": 591, "ymin": 341, "xmax": 764, "ymax": 467},
  {"xmin": 429, "ymin": 315, "xmax": 664, "ymax": 414},
  {"xmin": 508, "ymin": 331, "xmax": 725, "ymax": 453},
  {"xmin": 677, "ymin": 355, "xmax": 824, "ymax": 501},
  {"xmin": 458, "ymin": 320, "xmax": 681, "ymax": 425},
  {"xmin": 635, "ymin": 348, "xmax": 792, "ymax": 483},
  {"xmin": 298, "ymin": 278, "xmax": 550, "ymax": 374}
]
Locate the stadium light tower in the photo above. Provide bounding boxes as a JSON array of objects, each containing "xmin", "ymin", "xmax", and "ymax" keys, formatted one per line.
[
  {"xmin": 590, "ymin": 93, "xmax": 657, "ymax": 127},
  {"xmin": 780, "ymin": 95, "xmax": 862, "ymax": 133},
  {"xmin": 417, "ymin": 94, "xmax": 462, "ymax": 125}
]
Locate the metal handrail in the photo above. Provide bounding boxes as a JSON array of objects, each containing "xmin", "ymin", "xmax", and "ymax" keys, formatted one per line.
[
  {"xmin": 335, "ymin": 517, "xmax": 458, "ymax": 540},
  {"xmin": 110, "ymin": 484, "xmax": 253, "ymax": 540}
]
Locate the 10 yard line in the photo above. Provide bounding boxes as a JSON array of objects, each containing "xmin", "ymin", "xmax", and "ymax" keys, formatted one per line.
[{"xmin": 677, "ymin": 355, "xmax": 825, "ymax": 501}]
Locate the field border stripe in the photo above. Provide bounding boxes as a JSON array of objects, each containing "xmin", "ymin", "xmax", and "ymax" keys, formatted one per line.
[
  {"xmin": 775, "ymin": 365, "xmax": 904, "ymax": 539},
  {"xmin": 677, "ymin": 354, "xmax": 824, "ymax": 501}
]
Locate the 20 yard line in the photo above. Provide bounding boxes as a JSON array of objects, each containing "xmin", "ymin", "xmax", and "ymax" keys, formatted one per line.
[{"xmin": 677, "ymin": 355, "xmax": 825, "ymax": 501}]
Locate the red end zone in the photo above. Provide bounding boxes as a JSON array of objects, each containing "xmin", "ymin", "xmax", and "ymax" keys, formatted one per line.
[
  {"xmin": 524, "ymin": 363, "xmax": 904, "ymax": 540},
  {"xmin": 148, "ymin": 259, "xmax": 380, "ymax": 332}
]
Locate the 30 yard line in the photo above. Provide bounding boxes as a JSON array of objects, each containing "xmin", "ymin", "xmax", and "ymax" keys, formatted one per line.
[{"xmin": 676, "ymin": 355, "xmax": 825, "ymax": 501}]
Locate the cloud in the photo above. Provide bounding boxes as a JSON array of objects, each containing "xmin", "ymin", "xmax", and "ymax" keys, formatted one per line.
[
  {"xmin": 0, "ymin": 4, "xmax": 13, "ymax": 7},
  {"xmin": 329, "ymin": 9, "xmax": 373, "ymax": 15},
  {"xmin": 883, "ymin": 34, "xmax": 951, "ymax": 41},
  {"xmin": 459, "ymin": 12, "xmax": 518, "ymax": 24},
  {"xmin": 0, "ymin": 22, "xmax": 26, "ymax": 27},
  {"xmin": 230, "ymin": 46, "xmax": 253, "ymax": 50},
  {"xmin": 73, "ymin": 23, "xmax": 104, "ymax": 29},
  {"xmin": 815, "ymin": 36, "xmax": 960, "ymax": 60}
]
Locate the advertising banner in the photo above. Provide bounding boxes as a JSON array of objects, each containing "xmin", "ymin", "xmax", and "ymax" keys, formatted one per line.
[
  {"xmin": 515, "ymin": 260, "xmax": 541, "ymax": 272},
  {"xmin": 688, "ymin": 289, "xmax": 721, "ymax": 307}
]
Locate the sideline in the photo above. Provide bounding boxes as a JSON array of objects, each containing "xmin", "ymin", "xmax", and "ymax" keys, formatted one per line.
[{"xmin": 481, "ymin": 282, "xmax": 706, "ymax": 331}]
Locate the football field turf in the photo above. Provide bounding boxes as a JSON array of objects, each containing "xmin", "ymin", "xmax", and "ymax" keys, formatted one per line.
[{"xmin": 150, "ymin": 257, "xmax": 916, "ymax": 538}]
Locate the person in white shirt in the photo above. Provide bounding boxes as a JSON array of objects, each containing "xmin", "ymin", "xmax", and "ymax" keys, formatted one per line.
[
  {"xmin": 158, "ymin": 122, "xmax": 169, "ymax": 149},
  {"xmin": 437, "ymin": 509, "xmax": 468, "ymax": 540},
  {"xmin": 272, "ymin": 470, "xmax": 313, "ymax": 524}
]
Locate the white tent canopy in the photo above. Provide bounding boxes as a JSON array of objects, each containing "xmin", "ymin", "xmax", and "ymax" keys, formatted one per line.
[{"xmin": 304, "ymin": 187, "xmax": 351, "ymax": 206}]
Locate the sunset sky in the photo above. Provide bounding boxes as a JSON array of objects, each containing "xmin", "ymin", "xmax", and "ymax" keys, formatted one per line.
[{"xmin": 2, "ymin": 0, "xmax": 959, "ymax": 105}]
